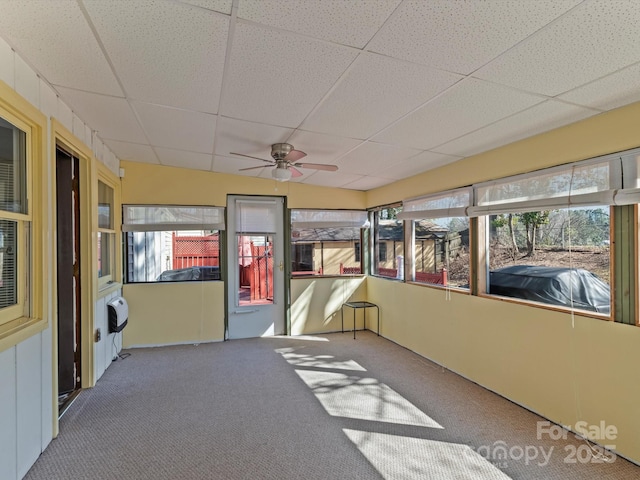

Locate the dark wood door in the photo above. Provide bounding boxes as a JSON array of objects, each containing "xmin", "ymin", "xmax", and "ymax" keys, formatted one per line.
[{"xmin": 56, "ymin": 147, "xmax": 81, "ymax": 396}]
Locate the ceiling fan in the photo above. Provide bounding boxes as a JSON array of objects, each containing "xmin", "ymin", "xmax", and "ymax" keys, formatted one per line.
[{"xmin": 230, "ymin": 143, "xmax": 338, "ymax": 182}]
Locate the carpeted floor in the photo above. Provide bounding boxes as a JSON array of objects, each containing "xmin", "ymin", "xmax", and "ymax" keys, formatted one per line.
[{"xmin": 26, "ymin": 332, "xmax": 640, "ymax": 479}]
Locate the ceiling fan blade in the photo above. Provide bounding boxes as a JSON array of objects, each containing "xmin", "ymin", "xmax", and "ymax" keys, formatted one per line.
[
  {"xmin": 285, "ymin": 149, "xmax": 307, "ymax": 163},
  {"xmin": 238, "ymin": 165, "xmax": 267, "ymax": 172},
  {"xmin": 230, "ymin": 152, "xmax": 274, "ymax": 164},
  {"xmin": 289, "ymin": 166, "xmax": 304, "ymax": 178},
  {"xmin": 295, "ymin": 162, "xmax": 338, "ymax": 172}
]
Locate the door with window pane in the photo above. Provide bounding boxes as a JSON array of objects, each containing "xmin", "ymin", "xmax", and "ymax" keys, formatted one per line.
[{"xmin": 226, "ymin": 196, "xmax": 285, "ymax": 339}]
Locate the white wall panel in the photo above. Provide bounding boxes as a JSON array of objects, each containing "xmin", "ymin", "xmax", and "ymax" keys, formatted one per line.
[
  {"xmin": 38, "ymin": 80, "xmax": 58, "ymax": 120},
  {"xmin": 95, "ymin": 296, "xmax": 107, "ymax": 380},
  {"xmin": 14, "ymin": 54, "xmax": 39, "ymax": 108},
  {"xmin": 0, "ymin": 37, "xmax": 15, "ymax": 88},
  {"xmin": 56, "ymin": 97, "xmax": 73, "ymax": 133},
  {"xmin": 40, "ymin": 326, "xmax": 53, "ymax": 452},
  {"xmin": 16, "ymin": 333, "xmax": 42, "ymax": 479},
  {"xmin": 0, "ymin": 346, "xmax": 17, "ymax": 480}
]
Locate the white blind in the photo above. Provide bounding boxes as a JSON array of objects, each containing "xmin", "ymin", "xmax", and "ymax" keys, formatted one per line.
[
  {"xmin": 236, "ymin": 199, "xmax": 277, "ymax": 233},
  {"xmin": 123, "ymin": 205, "xmax": 225, "ymax": 232},
  {"xmin": 398, "ymin": 188, "xmax": 472, "ymax": 220},
  {"xmin": 469, "ymin": 160, "xmax": 617, "ymax": 216},
  {"xmin": 612, "ymin": 149, "xmax": 640, "ymax": 205},
  {"xmin": 291, "ymin": 209, "xmax": 368, "ymax": 228}
]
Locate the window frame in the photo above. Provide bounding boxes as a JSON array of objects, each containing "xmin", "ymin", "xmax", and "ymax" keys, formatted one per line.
[
  {"xmin": 122, "ymin": 205, "xmax": 225, "ymax": 284},
  {"xmin": 370, "ymin": 203, "xmax": 404, "ymax": 280},
  {"xmin": 0, "ymin": 83, "xmax": 46, "ymax": 351},
  {"xmin": 97, "ymin": 170, "xmax": 118, "ymax": 290},
  {"xmin": 289, "ymin": 209, "xmax": 367, "ymax": 277}
]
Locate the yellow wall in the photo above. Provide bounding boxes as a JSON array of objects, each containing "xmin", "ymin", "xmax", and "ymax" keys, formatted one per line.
[
  {"xmin": 122, "ymin": 282, "xmax": 224, "ymax": 347},
  {"xmin": 364, "ymin": 101, "xmax": 640, "ymax": 463},
  {"xmin": 290, "ymin": 277, "xmax": 367, "ymax": 335},
  {"xmin": 121, "ymin": 161, "xmax": 366, "ymax": 209},
  {"xmin": 120, "ymin": 161, "xmax": 368, "ymax": 347},
  {"xmin": 367, "ymin": 102, "xmax": 640, "ymax": 207},
  {"xmin": 368, "ymin": 277, "xmax": 640, "ymax": 464}
]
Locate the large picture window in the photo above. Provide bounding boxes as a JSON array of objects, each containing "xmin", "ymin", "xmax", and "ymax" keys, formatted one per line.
[
  {"xmin": 471, "ymin": 158, "xmax": 618, "ymax": 315},
  {"xmin": 290, "ymin": 209, "xmax": 367, "ymax": 276},
  {"xmin": 123, "ymin": 205, "xmax": 225, "ymax": 283},
  {"xmin": 487, "ymin": 208, "xmax": 610, "ymax": 314}
]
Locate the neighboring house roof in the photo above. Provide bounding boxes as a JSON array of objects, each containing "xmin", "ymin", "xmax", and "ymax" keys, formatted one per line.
[{"xmin": 291, "ymin": 219, "xmax": 452, "ymax": 243}]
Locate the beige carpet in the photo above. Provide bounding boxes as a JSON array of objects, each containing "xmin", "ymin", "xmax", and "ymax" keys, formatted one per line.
[{"xmin": 26, "ymin": 332, "xmax": 639, "ymax": 479}]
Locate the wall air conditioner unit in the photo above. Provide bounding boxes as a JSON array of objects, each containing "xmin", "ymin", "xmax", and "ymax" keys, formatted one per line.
[{"xmin": 107, "ymin": 296, "xmax": 128, "ymax": 333}]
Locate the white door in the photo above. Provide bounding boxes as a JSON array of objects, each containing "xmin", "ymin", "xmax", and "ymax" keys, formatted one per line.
[{"xmin": 227, "ymin": 196, "xmax": 286, "ymax": 339}]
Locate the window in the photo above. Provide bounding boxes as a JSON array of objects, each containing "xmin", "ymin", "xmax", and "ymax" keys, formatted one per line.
[
  {"xmin": 378, "ymin": 242, "xmax": 387, "ymax": 262},
  {"xmin": 290, "ymin": 209, "xmax": 367, "ymax": 275},
  {"xmin": 98, "ymin": 180, "xmax": 115, "ymax": 287},
  {"xmin": 123, "ymin": 205, "xmax": 224, "ymax": 283},
  {"xmin": 0, "ymin": 117, "xmax": 28, "ymax": 326},
  {"xmin": 400, "ymin": 188, "xmax": 472, "ymax": 288},
  {"xmin": 0, "ymin": 89, "xmax": 45, "ymax": 348},
  {"xmin": 372, "ymin": 205, "xmax": 403, "ymax": 279},
  {"xmin": 471, "ymin": 158, "xmax": 617, "ymax": 315}
]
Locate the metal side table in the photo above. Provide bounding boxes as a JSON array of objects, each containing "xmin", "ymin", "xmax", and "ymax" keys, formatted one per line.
[{"xmin": 341, "ymin": 301, "xmax": 380, "ymax": 339}]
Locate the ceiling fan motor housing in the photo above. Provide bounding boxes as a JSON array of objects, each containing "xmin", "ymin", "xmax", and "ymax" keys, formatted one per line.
[{"xmin": 271, "ymin": 143, "xmax": 293, "ymax": 160}]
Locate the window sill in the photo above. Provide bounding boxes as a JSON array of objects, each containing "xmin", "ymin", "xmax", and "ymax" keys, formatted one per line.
[
  {"xmin": 477, "ymin": 293, "xmax": 613, "ymax": 321},
  {"xmin": 0, "ymin": 316, "xmax": 47, "ymax": 353},
  {"xmin": 406, "ymin": 281, "xmax": 470, "ymax": 293},
  {"xmin": 98, "ymin": 281, "xmax": 122, "ymax": 298}
]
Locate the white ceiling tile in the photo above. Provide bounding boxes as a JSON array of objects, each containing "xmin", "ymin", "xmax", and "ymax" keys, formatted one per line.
[
  {"xmin": 14, "ymin": 54, "xmax": 39, "ymax": 107},
  {"xmin": 103, "ymin": 139, "xmax": 159, "ymax": 165},
  {"xmin": 55, "ymin": 86, "xmax": 147, "ymax": 143},
  {"xmin": 299, "ymin": 170, "xmax": 364, "ymax": 188},
  {"xmin": 373, "ymin": 78, "xmax": 545, "ymax": 150},
  {"xmin": 237, "ymin": 0, "xmax": 401, "ymax": 48},
  {"xmin": 0, "ymin": 0, "xmax": 122, "ymax": 96},
  {"xmin": 84, "ymin": 0, "xmax": 228, "ymax": 113},
  {"xmin": 179, "ymin": 0, "xmax": 233, "ymax": 14},
  {"xmin": 220, "ymin": 22, "xmax": 358, "ymax": 127},
  {"xmin": 342, "ymin": 176, "xmax": 393, "ymax": 191},
  {"xmin": 368, "ymin": 0, "xmax": 580, "ymax": 75},
  {"xmin": 377, "ymin": 151, "xmax": 460, "ymax": 180},
  {"xmin": 559, "ymin": 63, "xmax": 640, "ymax": 111},
  {"xmin": 434, "ymin": 100, "xmax": 598, "ymax": 157},
  {"xmin": 475, "ymin": 1, "xmax": 640, "ymax": 96},
  {"xmin": 287, "ymin": 130, "xmax": 362, "ymax": 165},
  {"xmin": 133, "ymin": 102, "xmax": 216, "ymax": 154},
  {"xmin": 301, "ymin": 53, "xmax": 463, "ymax": 139},
  {"xmin": 214, "ymin": 117, "xmax": 294, "ymax": 158},
  {"xmin": 155, "ymin": 147, "xmax": 213, "ymax": 171},
  {"xmin": 0, "ymin": 36, "xmax": 14, "ymax": 88},
  {"xmin": 336, "ymin": 141, "xmax": 422, "ymax": 175},
  {"xmin": 213, "ymin": 154, "xmax": 266, "ymax": 177}
]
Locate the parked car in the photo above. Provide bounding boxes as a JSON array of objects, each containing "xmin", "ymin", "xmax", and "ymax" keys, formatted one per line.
[
  {"xmin": 156, "ymin": 266, "xmax": 220, "ymax": 282},
  {"xmin": 489, "ymin": 265, "xmax": 610, "ymax": 314}
]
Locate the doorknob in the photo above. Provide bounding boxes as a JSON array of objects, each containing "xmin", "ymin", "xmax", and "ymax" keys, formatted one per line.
[{"xmin": 279, "ymin": 261, "xmax": 284, "ymax": 271}]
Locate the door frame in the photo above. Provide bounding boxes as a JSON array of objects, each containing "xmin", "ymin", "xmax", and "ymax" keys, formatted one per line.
[
  {"xmin": 51, "ymin": 120, "xmax": 95, "ymax": 435},
  {"xmin": 225, "ymin": 194, "xmax": 289, "ymax": 339}
]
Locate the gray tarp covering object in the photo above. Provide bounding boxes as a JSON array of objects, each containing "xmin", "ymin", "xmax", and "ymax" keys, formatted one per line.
[{"xmin": 489, "ymin": 265, "xmax": 610, "ymax": 314}]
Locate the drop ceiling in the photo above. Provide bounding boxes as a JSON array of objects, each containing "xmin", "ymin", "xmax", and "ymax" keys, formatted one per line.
[{"xmin": 1, "ymin": 0, "xmax": 640, "ymax": 190}]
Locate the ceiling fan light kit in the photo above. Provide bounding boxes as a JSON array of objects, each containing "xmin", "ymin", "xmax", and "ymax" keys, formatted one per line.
[
  {"xmin": 272, "ymin": 167, "xmax": 292, "ymax": 182},
  {"xmin": 231, "ymin": 143, "xmax": 338, "ymax": 182}
]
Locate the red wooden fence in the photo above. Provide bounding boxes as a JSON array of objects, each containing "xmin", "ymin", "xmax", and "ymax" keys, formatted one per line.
[{"xmin": 172, "ymin": 234, "xmax": 220, "ymax": 269}]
